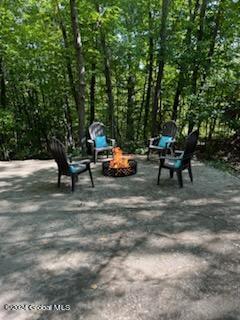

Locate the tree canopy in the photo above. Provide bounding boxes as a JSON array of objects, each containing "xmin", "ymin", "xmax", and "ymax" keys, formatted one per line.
[{"xmin": 0, "ymin": 0, "xmax": 239, "ymax": 159}]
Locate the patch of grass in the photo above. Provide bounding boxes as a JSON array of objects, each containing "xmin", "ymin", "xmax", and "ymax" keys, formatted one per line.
[{"xmin": 204, "ymin": 159, "xmax": 239, "ymax": 177}]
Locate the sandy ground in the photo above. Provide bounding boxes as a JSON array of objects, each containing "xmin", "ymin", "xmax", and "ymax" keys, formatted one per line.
[{"xmin": 0, "ymin": 157, "xmax": 240, "ymax": 320}]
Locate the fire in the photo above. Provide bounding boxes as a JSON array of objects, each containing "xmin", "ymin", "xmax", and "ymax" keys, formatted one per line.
[{"xmin": 109, "ymin": 147, "xmax": 130, "ymax": 169}]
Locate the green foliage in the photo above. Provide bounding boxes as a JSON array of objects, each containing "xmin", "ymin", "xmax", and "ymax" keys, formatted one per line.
[{"xmin": 0, "ymin": 0, "xmax": 239, "ymax": 159}]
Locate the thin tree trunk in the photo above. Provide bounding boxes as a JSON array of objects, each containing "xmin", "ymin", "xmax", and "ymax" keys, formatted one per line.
[
  {"xmin": 144, "ymin": 8, "xmax": 154, "ymax": 140},
  {"xmin": 200, "ymin": 0, "xmax": 223, "ymax": 87},
  {"xmin": 126, "ymin": 75, "xmax": 135, "ymax": 141},
  {"xmin": 136, "ymin": 77, "xmax": 147, "ymax": 141},
  {"xmin": 90, "ymin": 63, "xmax": 96, "ymax": 124},
  {"xmin": 189, "ymin": 0, "xmax": 223, "ymax": 133},
  {"xmin": 171, "ymin": 0, "xmax": 199, "ymax": 121},
  {"xmin": 208, "ymin": 117, "xmax": 217, "ymax": 140},
  {"xmin": 151, "ymin": 0, "xmax": 171, "ymax": 136},
  {"xmin": 64, "ymin": 95, "xmax": 74, "ymax": 147},
  {"xmin": 99, "ymin": 26, "xmax": 115, "ymax": 137},
  {"xmin": 70, "ymin": 0, "xmax": 85, "ymax": 145},
  {"xmin": 188, "ymin": 0, "xmax": 208, "ymax": 133},
  {"xmin": 0, "ymin": 57, "xmax": 6, "ymax": 108},
  {"xmin": 56, "ymin": 0, "xmax": 78, "ymax": 110}
]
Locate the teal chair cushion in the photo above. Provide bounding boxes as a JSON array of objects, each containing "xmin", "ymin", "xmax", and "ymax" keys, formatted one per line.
[
  {"xmin": 69, "ymin": 163, "xmax": 86, "ymax": 174},
  {"xmin": 158, "ymin": 135, "xmax": 173, "ymax": 148},
  {"xmin": 95, "ymin": 135, "xmax": 108, "ymax": 148},
  {"xmin": 165, "ymin": 159, "xmax": 182, "ymax": 169}
]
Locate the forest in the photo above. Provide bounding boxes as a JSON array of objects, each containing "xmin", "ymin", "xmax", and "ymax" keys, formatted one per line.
[{"xmin": 0, "ymin": 0, "xmax": 239, "ymax": 165}]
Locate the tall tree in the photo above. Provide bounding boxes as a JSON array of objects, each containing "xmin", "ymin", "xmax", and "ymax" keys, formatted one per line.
[
  {"xmin": 188, "ymin": 0, "xmax": 208, "ymax": 133},
  {"xmin": 126, "ymin": 74, "xmax": 135, "ymax": 141},
  {"xmin": 97, "ymin": 5, "xmax": 115, "ymax": 138},
  {"xmin": 56, "ymin": 1, "xmax": 77, "ymax": 110},
  {"xmin": 70, "ymin": 0, "xmax": 86, "ymax": 145},
  {"xmin": 0, "ymin": 57, "xmax": 6, "ymax": 108},
  {"xmin": 201, "ymin": 0, "xmax": 224, "ymax": 86},
  {"xmin": 151, "ymin": 0, "xmax": 171, "ymax": 136},
  {"xmin": 143, "ymin": 7, "xmax": 154, "ymax": 140},
  {"xmin": 171, "ymin": 0, "xmax": 199, "ymax": 121},
  {"xmin": 90, "ymin": 62, "xmax": 96, "ymax": 124}
]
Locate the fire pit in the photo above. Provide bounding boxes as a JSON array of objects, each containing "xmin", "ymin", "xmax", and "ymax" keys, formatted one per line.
[{"xmin": 102, "ymin": 147, "xmax": 137, "ymax": 177}]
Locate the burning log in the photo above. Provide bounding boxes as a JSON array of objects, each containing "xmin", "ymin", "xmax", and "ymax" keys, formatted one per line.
[{"xmin": 102, "ymin": 147, "xmax": 137, "ymax": 177}]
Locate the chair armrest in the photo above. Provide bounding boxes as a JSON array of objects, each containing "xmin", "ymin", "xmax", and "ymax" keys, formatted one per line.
[
  {"xmin": 174, "ymin": 150, "xmax": 184, "ymax": 157},
  {"xmin": 107, "ymin": 138, "xmax": 116, "ymax": 147},
  {"xmin": 160, "ymin": 150, "xmax": 184, "ymax": 160},
  {"xmin": 149, "ymin": 137, "xmax": 160, "ymax": 146},
  {"xmin": 87, "ymin": 139, "xmax": 95, "ymax": 145},
  {"xmin": 79, "ymin": 159, "xmax": 91, "ymax": 165},
  {"xmin": 160, "ymin": 156, "xmax": 183, "ymax": 160},
  {"xmin": 87, "ymin": 139, "xmax": 95, "ymax": 152}
]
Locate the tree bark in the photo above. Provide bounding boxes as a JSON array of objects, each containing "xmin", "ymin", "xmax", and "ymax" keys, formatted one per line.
[
  {"xmin": 99, "ymin": 25, "xmax": 115, "ymax": 138},
  {"xmin": 136, "ymin": 77, "xmax": 147, "ymax": 141},
  {"xmin": 171, "ymin": 0, "xmax": 199, "ymax": 121},
  {"xmin": 143, "ymin": 8, "xmax": 154, "ymax": 140},
  {"xmin": 56, "ymin": 1, "xmax": 78, "ymax": 111},
  {"xmin": 0, "ymin": 57, "xmax": 6, "ymax": 108},
  {"xmin": 200, "ymin": 0, "xmax": 223, "ymax": 86},
  {"xmin": 188, "ymin": 0, "xmax": 208, "ymax": 133},
  {"xmin": 90, "ymin": 63, "xmax": 96, "ymax": 124},
  {"xmin": 126, "ymin": 75, "xmax": 135, "ymax": 141},
  {"xmin": 70, "ymin": 0, "xmax": 85, "ymax": 145},
  {"xmin": 151, "ymin": 0, "xmax": 171, "ymax": 136},
  {"xmin": 64, "ymin": 95, "xmax": 74, "ymax": 147}
]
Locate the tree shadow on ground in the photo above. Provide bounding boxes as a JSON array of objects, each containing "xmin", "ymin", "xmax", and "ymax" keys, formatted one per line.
[{"xmin": 0, "ymin": 158, "xmax": 240, "ymax": 320}]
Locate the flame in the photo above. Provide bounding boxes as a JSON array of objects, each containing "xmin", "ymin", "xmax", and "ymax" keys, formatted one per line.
[{"xmin": 109, "ymin": 147, "xmax": 130, "ymax": 169}]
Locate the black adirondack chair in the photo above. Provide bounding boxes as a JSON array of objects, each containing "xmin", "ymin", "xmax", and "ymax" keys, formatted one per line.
[
  {"xmin": 87, "ymin": 122, "xmax": 116, "ymax": 163},
  {"xmin": 147, "ymin": 121, "xmax": 177, "ymax": 160},
  {"xmin": 157, "ymin": 130, "xmax": 199, "ymax": 188},
  {"xmin": 50, "ymin": 138, "xmax": 94, "ymax": 192}
]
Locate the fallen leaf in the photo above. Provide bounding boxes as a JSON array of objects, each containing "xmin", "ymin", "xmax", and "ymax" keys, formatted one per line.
[{"xmin": 90, "ymin": 284, "xmax": 98, "ymax": 289}]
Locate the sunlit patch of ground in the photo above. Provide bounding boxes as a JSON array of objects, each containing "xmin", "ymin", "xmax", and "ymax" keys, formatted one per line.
[{"xmin": 0, "ymin": 157, "xmax": 240, "ymax": 320}]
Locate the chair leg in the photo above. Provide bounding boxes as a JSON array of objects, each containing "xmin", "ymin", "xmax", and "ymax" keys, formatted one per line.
[
  {"xmin": 88, "ymin": 167, "xmax": 94, "ymax": 187},
  {"xmin": 188, "ymin": 163, "xmax": 193, "ymax": 183},
  {"xmin": 58, "ymin": 172, "xmax": 61, "ymax": 188},
  {"xmin": 147, "ymin": 148, "xmax": 150, "ymax": 160},
  {"xmin": 170, "ymin": 169, "xmax": 174, "ymax": 178},
  {"xmin": 177, "ymin": 170, "xmax": 183, "ymax": 188},
  {"xmin": 71, "ymin": 175, "xmax": 75, "ymax": 192},
  {"xmin": 157, "ymin": 161, "xmax": 163, "ymax": 185},
  {"xmin": 107, "ymin": 150, "xmax": 109, "ymax": 158},
  {"xmin": 94, "ymin": 150, "xmax": 98, "ymax": 163}
]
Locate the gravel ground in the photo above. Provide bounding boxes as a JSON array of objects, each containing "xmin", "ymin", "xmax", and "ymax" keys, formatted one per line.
[{"xmin": 0, "ymin": 157, "xmax": 240, "ymax": 320}]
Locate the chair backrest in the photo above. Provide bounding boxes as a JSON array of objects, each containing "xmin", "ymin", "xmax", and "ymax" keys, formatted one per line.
[
  {"xmin": 89, "ymin": 122, "xmax": 105, "ymax": 140},
  {"xmin": 50, "ymin": 138, "xmax": 69, "ymax": 175},
  {"xmin": 183, "ymin": 130, "xmax": 199, "ymax": 163},
  {"xmin": 162, "ymin": 121, "xmax": 177, "ymax": 137}
]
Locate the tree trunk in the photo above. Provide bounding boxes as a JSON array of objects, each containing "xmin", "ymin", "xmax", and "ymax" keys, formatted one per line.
[
  {"xmin": 143, "ymin": 8, "xmax": 154, "ymax": 140},
  {"xmin": 208, "ymin": 117, "xmax": 217, "ymax": 140},
  {"xmin": 0, "ymin": 57, "xmax": 6, "ymax": 108},
  {"xmin": 70, "ymin": 0, "xmax": 85, "ymax": 145},
  {"xmin": 64, "ymin": 95, "xmax": 74, "ymax": 147},
  {"xmin": 126, "ymin": 75, "xmax": 135, "ymax": 141},
  {"xmin": 99, "ymin": 25, "xmax": 115, "ymax": 138},
  {"xmin": 151, "ymin": 0, "xmax": 171, "ymax": 136},
  {"xmin": 136, "ymin": 77, "xmax": 147, "ymax": 141},
  {"xmin": 200, "ymin": 0, "xmax": 223, "ymax": 87},
  {"xmin": 56, "ymin": 1, "xmax": 78, "ymax": 111},
  {"xmin": 171, "ymin": 0, "xmax": 199, "ymax": 121},
  {"xmin": 90, "ymin": 63, "xmax": 96, "ymax": 124},
  {"xmin": 188, "ymin": 0, "xmax": 208, "ymax": 133}
]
